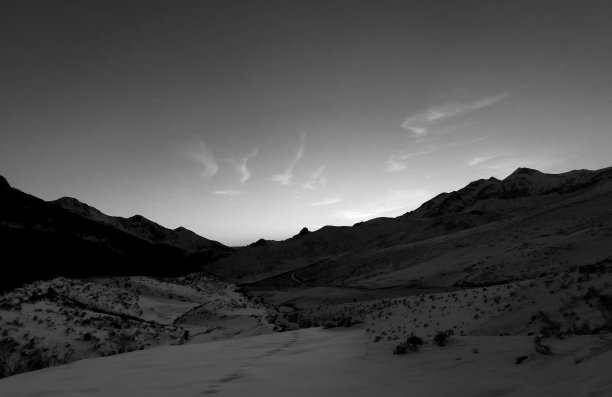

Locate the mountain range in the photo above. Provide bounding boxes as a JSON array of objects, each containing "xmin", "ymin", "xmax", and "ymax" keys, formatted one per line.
[
  {"xmin": 3, "ymin": 166, "xmax": 611, "ymax": 293},
  {"xmin": 2, "ymin": 166, "xmax": 612, "ymax": 390},
  {"xmin": 204, "ymin": 166, "xmax": 612, "ymax": 295},
  {"xmin": 0, "ymin": 177, "xmax": 233, "ymax": 291},
  {"xmin": 50, "ymin": 197, "xmax": 228, "ymax": 254}
]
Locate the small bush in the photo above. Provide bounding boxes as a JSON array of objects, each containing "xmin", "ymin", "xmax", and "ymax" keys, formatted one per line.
[
  {"xmin": 598, "ymin": 294, "xmax": 612, "ymax": 330},
  {"xmin": 534, "ymin": 335, "xmax": 552, "ymax": 355},
  {"xmin": 393, "ymin": 343, "xmax": 409, "ymax": 355},
  {"xmin": 321, "ymin": 321, "xmax": 337, "ymax": 329},
  {"xmin": 515, "ymin": 355, "xmax": 528, "ymax": 364},
  {"xmin": 407, "ymin": 334, "xmax": 423, "ymax": 347},
  {"xmin": 393, "ymin": 334, "xmax": 423, "ymax": 354},
  {"xmin": 433, "ymin": 330, "xmax": 454, "ymax": 347},
  {"xmin": 536, "ymin": 311, "xmax": 562, "ymax": 338}
]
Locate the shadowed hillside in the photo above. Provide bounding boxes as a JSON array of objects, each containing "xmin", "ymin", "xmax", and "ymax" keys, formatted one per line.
[
  {"xmin": 51, "ymin": 197, "xmax": 232, "ymax": 257},
  {"xmin": 0, "ymin": 178, "xmax": 231, "ymax": 291}
]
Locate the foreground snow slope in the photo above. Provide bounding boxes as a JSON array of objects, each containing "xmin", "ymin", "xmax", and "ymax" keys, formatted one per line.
[
  {"xmin": 0, "ymin": 275, "xmax": 273, "ymax": 378},
  {"xmin": 1, "ymin": 327, "xmax": 611, "ymax": 397}
]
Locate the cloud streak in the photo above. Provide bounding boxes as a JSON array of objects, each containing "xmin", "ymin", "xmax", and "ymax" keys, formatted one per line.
[
  {"xmin": 467, "ymin": 152, "xmax": 517, "ymax": 167},
  {"xmin": 212, "ymin": 189, "xmax": 244, "ymax": 197},
  {"xmin": 303, "ymin": 165, "xmax": 327, "ymax": 189},
  {"xmin": 271, "ymin": 133, "xmax": 306, "ymax": 186},
  {"xmin": 385, "ymin": 136, "xmax": 489, "ymax": 172},
  {"xmin": 311, "ymin": 196, "xmax": 342, "ymax": 206},
  {"xmin": 401, "ymin": 93, "xmax": 510, "ymax": 136},
  {"xmin": 189, "ymin": 137, "xmax": 218, "ymax": 178},
  {"xmin": 235, "ymin": 146, "xmax": 258, "ymax": 184}
]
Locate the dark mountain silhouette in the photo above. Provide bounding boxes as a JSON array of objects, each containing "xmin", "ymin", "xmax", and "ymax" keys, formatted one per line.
[
  {"xmin": 51, "ymin": 197, "xmax": 232, "ymax": 258},
  {"xmin": 0, "ymin": 178, "xmax": 231, "ymax": 291},
  {"xmin": 204, "ymin": 166, "xmax": 612, "ymax": 285},
  {"xmin": 0, "ymin": 176, "xmax": 10, "ymax": 190},
  {"xmin": 292, "ymin": 227, "xmax": 310, "ymax": 238}
]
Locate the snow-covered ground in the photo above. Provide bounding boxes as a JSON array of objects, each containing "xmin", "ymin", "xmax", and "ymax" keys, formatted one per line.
[
  {"xmin": 1, "ymin": 326, "xmax": 611, "ymax": 396},
  {"xmin": 0, "ymin": 274, "xmax": 274, "ymax": 378}
]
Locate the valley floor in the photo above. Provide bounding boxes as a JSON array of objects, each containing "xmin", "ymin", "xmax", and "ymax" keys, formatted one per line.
[{"xmin": 1, "ymin": 326, "xmax": 611, "ymax": 397}]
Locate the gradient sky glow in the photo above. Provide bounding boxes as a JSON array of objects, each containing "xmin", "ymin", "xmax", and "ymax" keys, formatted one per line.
[{"xmin": 2, "ymin": 1, "xmax": 612, "ymax": 245}]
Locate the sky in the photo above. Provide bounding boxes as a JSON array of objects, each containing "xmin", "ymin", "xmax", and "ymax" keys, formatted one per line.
[{"xmin": 2, "ymin": 0, "xmax": 612, "ymax": 245}]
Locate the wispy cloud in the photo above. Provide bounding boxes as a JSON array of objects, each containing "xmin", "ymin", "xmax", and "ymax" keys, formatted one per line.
[
  {"xmin": 303, "ymin": 165, "xmax": 327, "ymax": 189},
  {"xmin": 311, "ymin": 196, "xmax": 342, "ymax": 206},
  {"xmin": 235, "ymin": 146, "xmax": 258, "ymax": 184},
  {"xmin": 271, "ymin": 133, "xmax": 306, "ymax": 186},
  {"xmin": 401, "ymin": 93, "xmax": 510, "ymax": 136},
  {"xmin": 212, "ymin": 189, "xmax": 244, "ymax": 197},
  {"xmin": 335, "ymin": 189, "xmax": 432, "ymax": 221},
  {"xmin": 384, "ymin": 156, "xmax": 409, "ymax": 172},
  {"xmin": 385, "ymin": 136, "xmax": 489, "ymax": 172},
  {"xmin": 466, "ymin": 152, "xmax": 517, "ymax": 167},
  {"xmin": 189, "ymin": 137, "xmax": 218, "ymax": 178}
]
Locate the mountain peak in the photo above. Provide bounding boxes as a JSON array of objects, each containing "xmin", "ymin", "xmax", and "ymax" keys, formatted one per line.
[
  {"xmin": 53, "ymin": 196, "xmax": 84, "ymax": 206},
  {"xmin": 174, "ymin": 226, "xmax": 197, "ymax": 236},
  {"xmin": 51, "ymin": 197, "xmax": 104, "ymax": 216},
  {"xmin": 506, "ymin": 167, "xmax": 542, "ymax": 178},
  {"xmin": 128, "ymin": 214, "xmax": 148, "ymax": 222},
  {"xmin": 46, "ymin": 194, "xmax": 229, "ymax": 254},
  {"xmin": 248, "ymin": 238, "xmax": 269, "ymax": 247},
  {"xmin": 292, "ymin": 227, "xmax": 310, "ymax": 239}
]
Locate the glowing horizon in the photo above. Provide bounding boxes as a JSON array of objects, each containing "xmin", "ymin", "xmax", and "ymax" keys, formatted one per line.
[{"xmin": 2, "ymin": 1, "xmax": 612, "ymax": 245}]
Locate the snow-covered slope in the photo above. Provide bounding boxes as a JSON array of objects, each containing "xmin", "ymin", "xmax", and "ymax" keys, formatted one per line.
[
  {"xmin": 205, "ymin": 166, "xmax": 612, "ymax": 285},
  {"xmin": 0, "ymin": 274, "xmax": 274, "ymax": 378},
  {"xmin": 1, "ymin": 327, "xmax": 611, "ymax": 397},
  {"xmin": 3, "ymin": 165, "xmax": 612, "ymax": 393},
  {"xmin": 411, "ymin": 166, "xmax": 612, "ymax": 217}
]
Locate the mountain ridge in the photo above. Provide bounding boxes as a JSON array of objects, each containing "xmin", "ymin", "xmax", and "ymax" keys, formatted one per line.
[
  {"xmin": 0, "ymin": 178, "xmax": 231, "ymax": 291},
  {"xmin": 410, "ymin": 166, "xmax": 612, "ymax": 218},
  {"xmin": 204, "ymin": 166, "xmax": 612, "ymax": 285},
  {"xmin": 50, "ymin": 196, "xmax": 229, "ymax": 254}
]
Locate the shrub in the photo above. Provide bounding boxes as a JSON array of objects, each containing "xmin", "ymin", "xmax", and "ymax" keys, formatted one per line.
[
  {"xmin": 515, "ymin": 355, "xmax": 528, "ymax": 364},
  {"xmin": 534, "ymin": 335, "xmax": 552, "ymax": 355},
  {"xmin": 393, "ymin": 334, "xmax": 423, "ymax": 354},
  {"xmin": 407, "ymin": 334, "xmax": 423, "ymax": 347},
  {"xmin": 536, "ymin": 311, "xmax": 562, "ymax": 338},
  {"xmin": 393, "ymin": 343, "xmax": 409, "ymax": 355},
  {"xmin": 433, "ymin": 330, "xmax": 454, "ymax": 347},
  {"xmin": 597, "ymin": 294, "xmax": 612, "ymax": 330},
  {"xmin": 321, "ymin": 321, "xmax": 337, "ymax": 329}
]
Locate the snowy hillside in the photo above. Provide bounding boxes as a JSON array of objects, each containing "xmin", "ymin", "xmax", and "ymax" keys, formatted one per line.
[
  {"xmin": 0, "ymin": 275, "xmax": 274, "ymax": 378},
  {"xmin": 205, "ymin": 166, "xmax": 612, "ymax": 285},
  {"xmin": 3, "ymin": 165, "xmax": 612, "ymax": 394}
]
